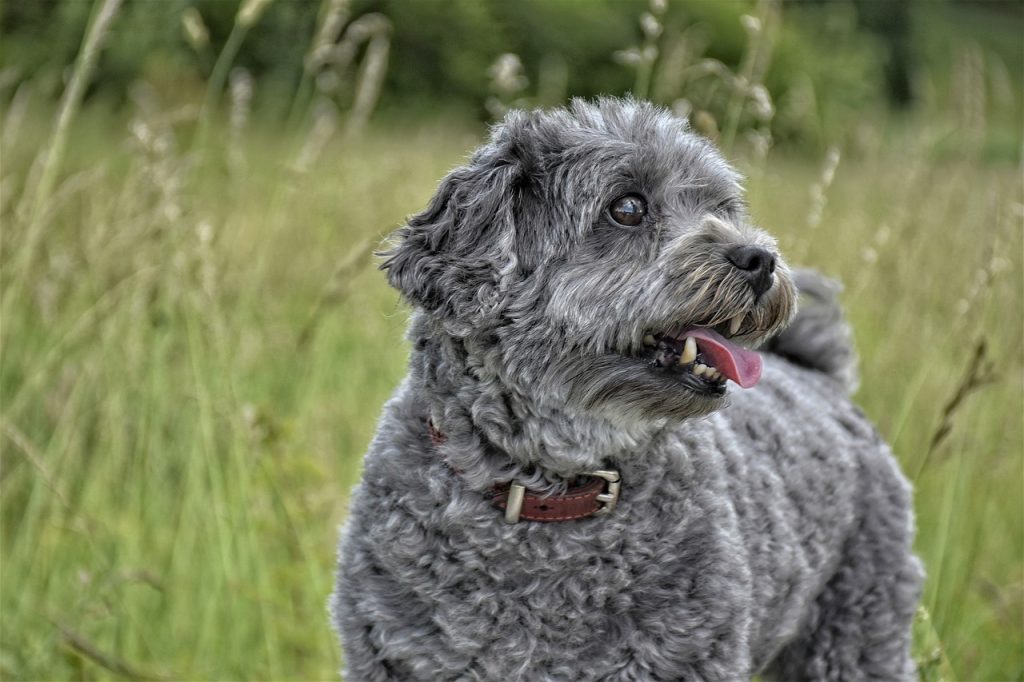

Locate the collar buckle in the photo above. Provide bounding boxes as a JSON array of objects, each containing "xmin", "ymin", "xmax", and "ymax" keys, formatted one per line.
[{"xmin": 589, "ymin": 469, "xmax": 622, "ymax": 516}]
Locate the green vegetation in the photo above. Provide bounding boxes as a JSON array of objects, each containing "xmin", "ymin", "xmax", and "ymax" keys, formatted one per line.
[{"xmin": 1, "ymin": 1, "xmax": 1021, "ymax": 680}]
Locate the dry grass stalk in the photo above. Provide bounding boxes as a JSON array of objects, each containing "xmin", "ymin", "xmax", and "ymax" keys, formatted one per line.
[
  {"xmin": 926, "ymin": 337, "xmax": 998, "ymax": 459},
  {"xmin": 721, "ymin": 0, "xmax": 779, "ymax": 150},
  {"xmin": 196, "ymin": 0, "xmax": 275, "ymax": 151},
  {"xmin": 56, "ymin": 621, "xmax": 171, "ymax": 681},
  {"xmin": 798, "ymin": 145, "xmax": 841, "ymax": 262},
  {"xmin": 228, "ymin": 67, "xmax": 254, "ymax": 174},
  {"xmin": 297, "ymin": 239, "xmax": 376, "ymax": 348},
  {"xmin": 181, "ymin": 7, "xmax": 210, "ymax": 54},
  {"xmin": 486, "ymin": 53, "xmax": 529, "ymax": 119},
  {"xmin": 16, "ymin": 0, "xmax": 123, "ymax": 271},
  {"xmin": 914, "ymin": 605, "xmax": 954, "ymax": 682},
  {"xmin": 289, "ymin": 12, "xmax": 391, "ymax": 165},
  {"xmin": 1, "ymin": 81, "xmax": 33, "ymax": 152},
  {"xmin": 344, "ymin": 20, "xmax": 391, "ymax": 139},
  {"xmin": 614, "ymin": 0, "xmax": 668, "ymax": 101},
  {"xmin": 0, "ymin": 420, "xmax": 71, "ymax": 511},
  {"xmin": 292, "ymin": 101, "xmax": 338, "ymax": 173},
  {"xmin": 237, "ymin": 0, "xmax": 274, "ymax": 28},
  {"xmin": 305, "ymin": 0, "xmax": 352, "ymax": 74}
]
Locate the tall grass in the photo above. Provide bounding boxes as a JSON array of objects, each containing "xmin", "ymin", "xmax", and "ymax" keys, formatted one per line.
[
  {"xmin": 1, "ymin": 2, "xmax": 1021, "ymax": 681},
  {"xmin": 0, "ymin": 106, "xmax": 463, "ymax": 678}
]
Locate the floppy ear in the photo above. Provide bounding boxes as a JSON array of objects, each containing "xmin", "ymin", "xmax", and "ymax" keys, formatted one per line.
[{"xmin": 381, "ymin": 137, "xmax": 530, "ymax": 321}]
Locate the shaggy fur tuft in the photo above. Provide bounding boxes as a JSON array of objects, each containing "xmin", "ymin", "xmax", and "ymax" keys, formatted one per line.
[
  {"xmin": 763, "ymin": 268, "xmax": 859, "ymax": 393},
  {"xmin": 331, "ymin": 98, "xmax": 922, "ymax": 681}
]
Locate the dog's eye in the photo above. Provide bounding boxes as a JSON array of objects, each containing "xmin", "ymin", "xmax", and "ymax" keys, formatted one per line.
[{"xmin": 608, "ymin": 194, "xmax": 647, "ymax": 227}]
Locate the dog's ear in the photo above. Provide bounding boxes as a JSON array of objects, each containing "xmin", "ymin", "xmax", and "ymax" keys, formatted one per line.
[{"xmin": 381, "ymin": 128, "xmax": 535, "ymax": 321}]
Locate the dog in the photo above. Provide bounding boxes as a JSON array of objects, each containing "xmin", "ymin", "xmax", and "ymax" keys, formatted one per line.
[{"xmin": 330, "ymin": 98, "xmax": 922, "ymax": 681}]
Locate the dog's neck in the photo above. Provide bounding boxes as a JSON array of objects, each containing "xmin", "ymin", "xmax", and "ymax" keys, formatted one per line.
[{"xmin": 408, "ymin": 313, "xmax": 669, "ymax": 492}]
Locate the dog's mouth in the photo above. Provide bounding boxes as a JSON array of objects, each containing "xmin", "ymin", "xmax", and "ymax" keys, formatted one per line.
[{"xmin": 640, "ymin": 314, "xmax": 763, "ymax": 396}]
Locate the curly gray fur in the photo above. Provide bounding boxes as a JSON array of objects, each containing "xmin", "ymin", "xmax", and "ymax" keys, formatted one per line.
[
  {"xmin": 763, "ymin": 269, "xmax": 859, "ymax": 393},
  {"xmin": 330, "ymin": 98, "xmax": 922, "ymax": 681}
]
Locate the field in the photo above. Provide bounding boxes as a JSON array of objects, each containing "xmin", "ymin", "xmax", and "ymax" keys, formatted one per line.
[
  {"xmin": 2, "ymin": 101, "xmax": 1021, "ymax": 680},
  {"xmin": 1, "ymin": 2, "xmax": 1022, "ymax": 679}
]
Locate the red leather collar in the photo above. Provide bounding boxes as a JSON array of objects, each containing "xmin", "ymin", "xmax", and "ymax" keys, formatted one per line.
[
  {"xmin": 489, "ymin": 476, "xmax": 611, "ymax": 522},
  {"xmin": 427, "ymin": 420, "xmax": 621, "ymax": 523}
]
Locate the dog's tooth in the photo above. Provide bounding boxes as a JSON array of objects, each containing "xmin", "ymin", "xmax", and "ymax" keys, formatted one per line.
[
  {"xmin": 694, "ymin": 363, "xmax": 708, "ymax": 376},
  {"xmin": 730, "ymin": 313, "xmax": 744, "ymax": 336},
  {"xmin": 680, "ymin": 337, "xmax": 697, "ymax": 364},
  {"xmin": 643, "ymin": 334, "xmax": 656, "ymax": 347}
]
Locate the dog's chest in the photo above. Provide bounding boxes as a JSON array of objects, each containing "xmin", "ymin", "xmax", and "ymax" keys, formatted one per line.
[
  {"xmin": 350, "ymin": 412, "xmax": 865, "ymax": 680},
  {"xmin": 368, "ymin": 457, "xmax": 757, "ymax": 671}
]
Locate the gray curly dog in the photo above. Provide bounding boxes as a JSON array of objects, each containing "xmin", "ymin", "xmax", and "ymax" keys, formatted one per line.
[{"xmin": 330, "ymin": 98, "xmax": 923, "ymax": 681}]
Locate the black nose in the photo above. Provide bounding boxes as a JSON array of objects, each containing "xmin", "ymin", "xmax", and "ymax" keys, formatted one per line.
[{"xmin": 726, "ymin": 245, "xmax": 776, "ymax": 297}]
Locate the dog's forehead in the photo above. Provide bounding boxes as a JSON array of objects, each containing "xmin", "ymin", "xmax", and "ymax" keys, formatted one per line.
[{"xmin": 511, "ymin": 99, "xmax": 742, "ymax": 198}]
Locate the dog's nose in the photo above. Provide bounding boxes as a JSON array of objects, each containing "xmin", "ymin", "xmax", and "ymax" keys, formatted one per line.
[{"xmin": 727, "ymin": 245, "xmax": 776, "ymax": 297}]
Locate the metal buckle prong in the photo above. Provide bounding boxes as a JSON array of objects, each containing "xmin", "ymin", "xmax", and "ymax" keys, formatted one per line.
[
  {"xmin": 504, "ymin": 482, "xmax": 526, "ymax": 524},
  {"xmin": 587, "ymin": 469, "xmax": 621, "ymax": 515}
]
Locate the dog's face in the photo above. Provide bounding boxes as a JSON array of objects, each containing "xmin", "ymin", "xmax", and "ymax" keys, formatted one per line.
[{"xmin": 384, "ymin": 98, "xmax": 796, "ymax": 421}]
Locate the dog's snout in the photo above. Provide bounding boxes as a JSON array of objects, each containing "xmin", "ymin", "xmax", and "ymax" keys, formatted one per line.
[{"xmin": 727, "ymin": 245, "xmax": 776, "ymax": 297}]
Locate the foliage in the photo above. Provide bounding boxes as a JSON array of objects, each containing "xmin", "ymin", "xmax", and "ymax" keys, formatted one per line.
[{"xmin": 7, "ymin": 0, "xmax": 1018, "ymax": 147}]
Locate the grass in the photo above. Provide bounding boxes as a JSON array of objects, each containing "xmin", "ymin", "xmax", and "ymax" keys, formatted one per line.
[
  {"xmin": 1, "ymin": 2, "xmax": 1022, "ymax": 678},
  {"xmin": 0, "ymin": 101, "xmax": 468, "ymax": 679},
  {"xmin": 2, "ymin": 100, "xmax": 1021, "ymax": 681}
]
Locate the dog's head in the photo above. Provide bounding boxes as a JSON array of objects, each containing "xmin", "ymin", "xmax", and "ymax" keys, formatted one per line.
[{"xmin": 383, "ymin": 98, "xmax": 796, "ymax": 421}]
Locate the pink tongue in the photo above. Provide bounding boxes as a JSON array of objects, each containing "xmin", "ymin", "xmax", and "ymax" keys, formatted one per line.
[{"xmin": 684, "ymin": 328, "xmax": 763, "ymax": 389}]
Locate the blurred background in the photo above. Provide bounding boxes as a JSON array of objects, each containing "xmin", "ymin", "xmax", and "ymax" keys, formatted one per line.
[{"xmin": 0, "ymin": 0, "xmax": 1021, "ymax": 679}]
